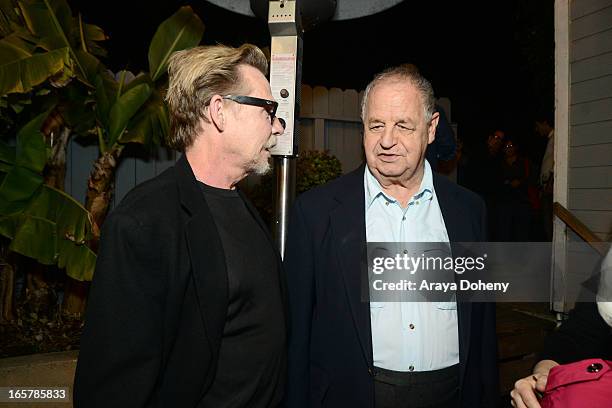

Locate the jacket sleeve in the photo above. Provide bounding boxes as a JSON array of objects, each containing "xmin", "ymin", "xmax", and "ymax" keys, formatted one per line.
[
  {"xmin": 74, "ymin": 212, "xmax": 165, "ymax": 408},
  {"xmin": 283, "ymin": 198, "xmax": 316, "ymax": 408}
]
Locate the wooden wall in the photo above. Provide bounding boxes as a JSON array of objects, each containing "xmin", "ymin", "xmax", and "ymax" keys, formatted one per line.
[
  {"xmin": 553, "ymin": 0, "xmax": 612, "ymax": 310},
  {"xmin": 568, "ymin": 0, "xmax": 612, "ymax": 240}
]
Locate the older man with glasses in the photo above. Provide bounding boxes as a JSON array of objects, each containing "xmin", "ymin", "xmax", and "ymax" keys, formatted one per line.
[{"xmin": 74, "ymin": 44, "xmax": 286, "ymax": 408}]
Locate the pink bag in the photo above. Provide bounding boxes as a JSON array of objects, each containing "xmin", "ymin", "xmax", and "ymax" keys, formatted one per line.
[{"xmin": 540, "ymin": 359, "xmax": 612, "ymax": 408}]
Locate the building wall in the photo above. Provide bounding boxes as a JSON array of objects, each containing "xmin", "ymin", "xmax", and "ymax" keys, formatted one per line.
[
  {"xmin": 553, "ymin": 0, "xmax": 612, "ymax": 310},
  {"xmin": 568, "ymin": 0, "xmax": 612, "ymax": 239}
]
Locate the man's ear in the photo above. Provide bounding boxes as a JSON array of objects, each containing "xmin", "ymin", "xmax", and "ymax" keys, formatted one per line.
[
  {"xmin": 208, "ymin": 95, "xmax": 226, "ymax": 132},
  {"xmin": 428, "ymin": 111, "xmax": 440, "ymax": 145}
]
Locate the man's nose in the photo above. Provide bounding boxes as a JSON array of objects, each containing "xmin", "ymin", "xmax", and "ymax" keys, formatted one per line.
[
  {"xmin": 379, "ymin": 128, "xmax": 397, "ymax": 148},
  {"xmin": 272, "ymin": 117, "xmax": 285, "ymax": 135}
]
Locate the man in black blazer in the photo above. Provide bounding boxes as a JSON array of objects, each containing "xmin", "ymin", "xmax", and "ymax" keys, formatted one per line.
[
  {"xmin": 74, "ymin": 44, "xmax": 286, "ymax": 407},
  {"xmin": 284, "ymin": 65, "xmax": 498, "ymax": 407}
]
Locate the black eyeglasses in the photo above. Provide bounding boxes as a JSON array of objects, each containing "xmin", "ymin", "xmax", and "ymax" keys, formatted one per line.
[{"xmin": 222, "ymin": 95, "xmax": 279, "ymax": 125}]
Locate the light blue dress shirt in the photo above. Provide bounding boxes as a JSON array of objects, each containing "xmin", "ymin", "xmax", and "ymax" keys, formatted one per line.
[{"xmin": 365, "ymin": 161, "xmax": 459, "ymax": 372}]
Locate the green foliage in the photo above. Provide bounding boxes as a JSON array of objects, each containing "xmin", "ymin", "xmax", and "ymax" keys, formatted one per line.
[
  {"xmin": 89, "ymin": 6, "xmax": 203, "ymax": 153},
  {"xmin": 0, "ymin": 44, "xmax": 71, "ymax": 95},
  {"xmin": 247, "ymin": 150, "xmax": 343, "ymax": 225},
  {"xmin": 57, "ymin": 83, "xmax": 95, "ymax": 136},
  {"xmin": 148, "ymin": 6, "xmax": 204, "ymax": 82},
  {"xmin": 295, "ymin": 150, "xmax": 342, "ymax": 195},
  {"xmin": 0, "ymin": 110, "xmax": 48, "ymax": 215},
  {"xmin": 107, "ymin": 83, "xmax": 152, "ymax": 147},
  {"xmin": 0, "ymin": 113, "xmax": 95, "ymax": 280},
  {"xmin": 0, "ymin": 0, "xmax": 108, "ymax": 96},
  {"xmin": 0, "ymin": 0, "xmax": 206, "ymax": 282},
  {"xmin": 14, "ymin": 108, "xmax": 47, "ymax": 172},
  {"xmin": 121, "ymin": 88, "xmax": 169, "ymax": 148}
]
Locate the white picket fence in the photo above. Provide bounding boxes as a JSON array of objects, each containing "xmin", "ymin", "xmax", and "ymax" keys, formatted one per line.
[{"xmin": 299, "ymin": 85, "xmax": 365, "ymax": 174}]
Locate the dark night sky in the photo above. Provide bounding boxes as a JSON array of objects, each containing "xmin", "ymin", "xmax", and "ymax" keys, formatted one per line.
[{"xmin": 68, "ymin": 0, "xmax": 554, "ymax": 149}]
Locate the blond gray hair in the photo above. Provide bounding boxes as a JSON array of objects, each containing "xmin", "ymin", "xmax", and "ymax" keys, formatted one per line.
[
  {"xmin": 165, "ymin": 44, "xmax": 268, "ymax": 151},
  {"xmin": 360, "ymin": 64, "xmax": 436, "ymax": 123}
]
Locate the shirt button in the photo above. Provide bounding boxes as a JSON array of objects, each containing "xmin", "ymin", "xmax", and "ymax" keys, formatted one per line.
[
  {"xmin": 403, "ymin": 250, "xmax": 408, "ymax": 254},
  {"xmin": 402, "ymin": 216, "xmax": 406, "ymax": 221},
  {"xmin": 416, "ymin": 201, "xmax": 420, "ymax": 205},
  {"xmin": 409, "ymin": 365, "xmax": 414, "ymax": 372},
  {"xmin": 409, "ymin": 323, "xmax": 415, "ymax": 330},
  {"xmin": 385, "ymin": 201, "xmax": 389, "ymax": 206}
]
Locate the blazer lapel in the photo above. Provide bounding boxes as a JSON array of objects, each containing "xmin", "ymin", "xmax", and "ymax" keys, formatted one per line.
[
  {"xmin": 433, "ymin": 173, "xmax": 472, "ymax": 387},
  {"xmin": 330, "ymin": 165, "xmax": 373, "ymax": 366},
  {"xmin": 175, "ymin": 155, "xmax": 228, "ymax": 356}
]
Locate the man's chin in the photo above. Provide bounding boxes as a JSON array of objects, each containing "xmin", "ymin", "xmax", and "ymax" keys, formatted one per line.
[
  {"xmin": 373, "ymin": 162, "xmax": 404, "ymax": 177},
  {"xmin": 252, "ymin": 158, "xmax": 272, "ymax": 175},
  {"xmin": 369, "ymin": 161, "xmax": 423, "ymax": 182}
]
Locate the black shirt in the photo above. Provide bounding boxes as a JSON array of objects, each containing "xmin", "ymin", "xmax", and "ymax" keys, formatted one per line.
[{"xmin": 198, "ymin": 182, "xmax": 286, "ymax": 408}]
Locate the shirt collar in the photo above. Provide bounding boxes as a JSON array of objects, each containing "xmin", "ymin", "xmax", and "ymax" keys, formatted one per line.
[{"xmin": 364, "ymin": 160, "xmax": 434, "ymax": 209}]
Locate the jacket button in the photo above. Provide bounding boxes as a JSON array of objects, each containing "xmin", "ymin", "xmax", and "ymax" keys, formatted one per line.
[
  {"xmin": 368, "ymin": 367, "xmax": 378, "ymax": 377},
  {"xmin": 587, "ymin": 363, "xmax": 603, "ymax": 373}
]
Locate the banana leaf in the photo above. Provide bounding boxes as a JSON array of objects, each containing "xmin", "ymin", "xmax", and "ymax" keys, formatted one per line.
[
  {"xmin": 119, "ymin": 89, "xmax": 168, "ymax": 147},
  {"xmin": 93, "ymin": 71, "xmax": 117, "ymax": 131},
  {"xmin": 148, "ymin": 6, "xmax": 204, "ymax": 82},
  {"xmin": 0, "ymin": 184, "xmax": 96, "ymax": 280},
  {"xmin": 29, "ymin": 184, "xmax": 96, "ymax": 280},
  {"xmin": 58, "ymin": 83, "xmax": 96, "ymax": 136},
  {"xmin": 14, "ymin": 109, "xmax": 47, "ymax": 172},
  {"xmin": 0, "ymin": 0, "xmax": 21, "ymax": 35},
  {"xmin": 16, "ymin": 0, "xmax": 105, "ymax": 85},
  {"xmin": 0, "ymin": 213, "xmax": 57, "ymax": 264},
  {"xmin": 0, "ymin": 110, "xmax": 47, "ymax": 214},
  {"xmin": 0, "ymin": 140, "xmax": 15, "ymax": 165},
  {"xmin": 0, "ymin": 41, "xmax": 70, "ymax": 95},
  {"xmin": 79, "ymin": 19, "xmax": 107, "ymax": 57},
  {"xmin": 58, "ymin": 237, "xmax": 95, "ymax": 281},
  {"xmin": 18, "ymin": 0, "xmax": 71, "ymax": 40},
  {"xmin": 107, "ymin": 82, "xmax": 151, "ymax": 147},
  {"xmin": 0, "ymin": 165, "xmax": 42, "ymax": 214},
  {"xmin": 1, "ymin": 31, "xmax": 37, "ymax": 53}
]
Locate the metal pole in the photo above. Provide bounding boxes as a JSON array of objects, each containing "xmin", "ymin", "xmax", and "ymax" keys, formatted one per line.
[
  {"xmin": 268, "ymin": 0, "xmax": 302, "ymax": 257},
  {"xmin": 274, "ymin": 156, "xmax": 296, "ymax": 257}
]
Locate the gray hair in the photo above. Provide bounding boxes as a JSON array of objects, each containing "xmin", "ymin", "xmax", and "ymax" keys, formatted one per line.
[
  {"xmin": 360, "ymin": 64, "xmax": 436, "ymax": 123},
  {"xmin": 165, "ymin": 44, "xmax": 268, "ymax": 151}
]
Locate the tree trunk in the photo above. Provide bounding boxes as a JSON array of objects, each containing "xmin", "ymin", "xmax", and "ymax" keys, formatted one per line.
[
  {"xmin": 62, "ymin": 148, "xmax": 121, "ymax": 317},
  {"xmin": 32, "ymin": 113, "xmax": 71, "ymax": 318},
  {"xmin": 24, "ymin": 260, "xmax": 57, "ymax": 320},
  {"xmin": 35, "ymin": 115, "xmax": 72, "ymax": 318},
  {"xmin": 61, "ymin": 277, "xmax": 89, "ymax": 319},
  {"xmin": 85, "ymin": 148, "xmax": 121, "ymax": 240},
  {"xmin": 0, "ymin": 252, "xmax": 15, "ymax": 324},
  {"xmin": 43, "ymin": 126, "xmax": 71, "ymax": 191}
]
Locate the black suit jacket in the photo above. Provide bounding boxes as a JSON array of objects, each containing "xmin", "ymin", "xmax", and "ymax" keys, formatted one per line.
[
  {"xmin": 74, "ymin": 155, "xmax": 286, "ymax": 407},
  {"xmin": 284, "ymin": 165, "xmax": 498, "ymax": 408}
]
